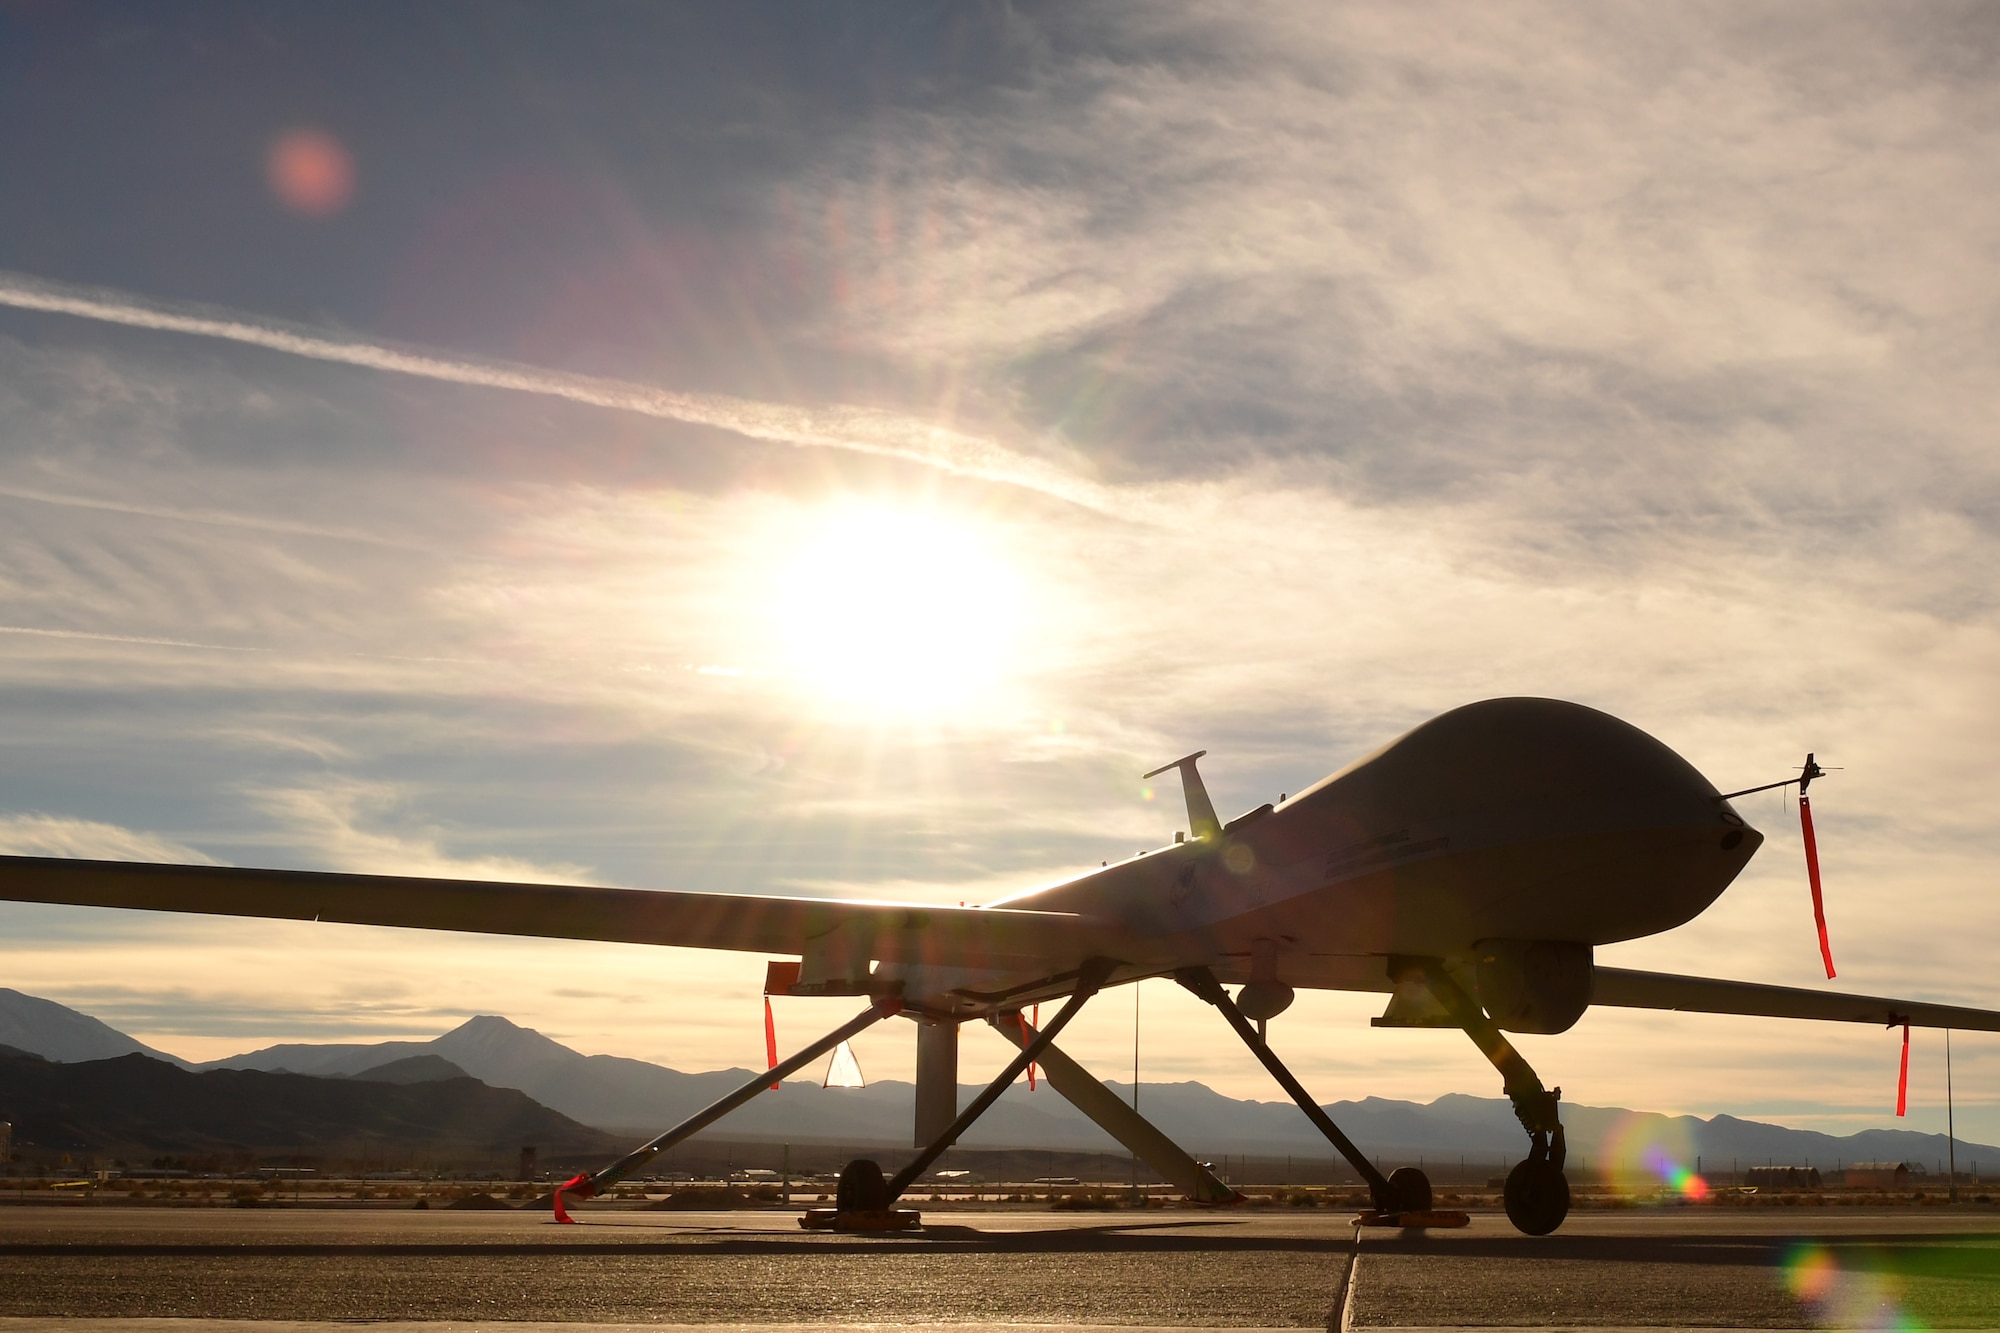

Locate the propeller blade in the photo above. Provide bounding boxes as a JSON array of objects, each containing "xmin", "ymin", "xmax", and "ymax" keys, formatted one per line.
[{"xmin": 823, "ymin": 1039, "xmax": 865, "ymax": 1088}]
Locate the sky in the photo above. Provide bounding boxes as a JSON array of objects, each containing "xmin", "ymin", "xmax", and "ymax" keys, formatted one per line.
[{"xmin": 2, "ymin": 1, "xmax": 1999, "ymax": 1153}]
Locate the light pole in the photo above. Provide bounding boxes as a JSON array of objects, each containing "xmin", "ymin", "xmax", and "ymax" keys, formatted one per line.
[{"xmin": 1947, "ymin": 1029, "xmax": 1958, "ymax": 1204}]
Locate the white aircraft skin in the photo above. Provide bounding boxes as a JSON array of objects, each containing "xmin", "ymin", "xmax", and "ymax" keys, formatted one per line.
[{"xmin": 958, "ymin": 696, "xmax": 1760, "ymax": 1007}]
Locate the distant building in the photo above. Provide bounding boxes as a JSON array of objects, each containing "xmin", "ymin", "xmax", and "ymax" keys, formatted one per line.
[
  {"xmin": 0, "ymin": 1121, "xmax": 10, "ymax": 1166},
  {"xmin": 518, "ymin": 1146, "xmax": 538, "ymax": 1181},
  {"xmin": 1845, "ymin": 1162, "xmax": 1916, "ymax": 1188},
  {"xmin": 1744, "ymin": 1166, "xmax": 1821, "ymax": 1190}
]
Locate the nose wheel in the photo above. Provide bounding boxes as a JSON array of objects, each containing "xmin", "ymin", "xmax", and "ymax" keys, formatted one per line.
[
  {"xmin": 1503, "ymin": 1124, "xmax": 1569, "ymax": 1236},
  {"xmin": 1504, "ymin": 1159, "xmax": 1569, "ymax": 1235}
]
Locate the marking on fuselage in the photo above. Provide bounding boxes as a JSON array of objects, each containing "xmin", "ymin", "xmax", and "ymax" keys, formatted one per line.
[{"xmin": 1325, "ymin": 833, "xmax": 1450, "ymax": 881}]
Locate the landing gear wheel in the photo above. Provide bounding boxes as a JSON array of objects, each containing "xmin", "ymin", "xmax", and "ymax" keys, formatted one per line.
[
  {"xmin": 1387, "ymin": 1166, "xmax": 1432, "ymax": 1214},
  {"xmin": 1503, "ymin": 1159, "xmax": 1570, "ymax": 1236},
  {"xmin": 835, "ymin": 1158, "xmax": 890, "ymax": 1212}
]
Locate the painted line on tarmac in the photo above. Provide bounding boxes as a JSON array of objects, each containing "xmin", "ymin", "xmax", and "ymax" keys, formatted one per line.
[{"xmin": 1339, "ymin": 1221, "xmax": 1361, "ymax": 1333}]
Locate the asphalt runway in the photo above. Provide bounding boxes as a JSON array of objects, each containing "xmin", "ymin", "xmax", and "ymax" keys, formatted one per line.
[{"xmin": 2, "ymin": 1206, "xmax": 1999, "ymax": 1330}]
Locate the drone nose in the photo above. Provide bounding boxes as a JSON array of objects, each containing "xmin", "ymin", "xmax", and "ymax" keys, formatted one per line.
[{"xmin": 1718, "ymin": 816, "xmax": 1763, "ymax": 857}]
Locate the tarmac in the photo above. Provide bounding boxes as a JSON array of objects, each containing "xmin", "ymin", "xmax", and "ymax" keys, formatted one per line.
[{"xmin": 1, "ymin": 1205, "xmax": 1998, "ymax": 1330}]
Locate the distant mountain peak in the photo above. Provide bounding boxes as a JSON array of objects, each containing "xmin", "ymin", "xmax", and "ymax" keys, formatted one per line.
[
  {"xmin": 452, "ymin": 1014, "xmax": 522, "ymax": 1034},
  {"xmin": 433, "ymin": 1013, "xmax": 583, "ymax": 1073},
  {"xmin": 0, "ymin": 988, "xmax": 191, "ymax": 1067}
]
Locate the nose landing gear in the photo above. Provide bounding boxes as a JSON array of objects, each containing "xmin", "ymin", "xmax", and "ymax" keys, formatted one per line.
[
  {"xmin": 1406, "ymin": 959, "xmax": 1572, "ymax": 1236},
  {"xmin": 1502, "ymin": 1094, "xmax": 1569, "ymax": 1235},
  {"xmin": 1504, "ymin": 1156, "xmax": 1569, "ymax": 1236}
]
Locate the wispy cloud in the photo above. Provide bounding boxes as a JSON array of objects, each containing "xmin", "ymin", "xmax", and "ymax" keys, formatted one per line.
[
  {"xmin": 249, "ymin": 779, "xmax": 596, "ymax": 884},
  {"xmin": 0, "ymin": 814, "xmax": 217, "ymax": 864}
]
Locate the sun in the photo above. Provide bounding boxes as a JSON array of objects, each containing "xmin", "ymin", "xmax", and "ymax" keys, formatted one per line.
[{"xmin": 766, "ymin": 501, "xmax": 1025, "ymax": 716}]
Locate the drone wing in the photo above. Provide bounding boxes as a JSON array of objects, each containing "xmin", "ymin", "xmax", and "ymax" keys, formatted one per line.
[
  {"xmin": 0, "ymin": 854, "xmax": 1105, "ymax": 971},
  {"xmin": 1593, "ymin": 966, "xmax": 2000, "ymax": 1032}
]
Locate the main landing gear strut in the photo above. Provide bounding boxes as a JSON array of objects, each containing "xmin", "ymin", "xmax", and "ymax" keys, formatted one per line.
[
  {"xmin": 871, "ymin": 958, "xmax": 1118, "ymax": 1211},
  {"xmin": 1176, "ymin": 967, "xmax": 1462, "ymax": 1227},
  {"xmin": 1406, "ymin": 958, "xmax": 1570, "ymax": 1235},
  {"xmin": 549, "ymin": 996, "xmax": 901, "ymax": 1223},
  {"xmin": 800, "ymin": 958, "xmax": 1120, "ymax": 1230},
  {"xmin": 562, "ymin": 956, "xmax": 1187, "ymax": 1232}
]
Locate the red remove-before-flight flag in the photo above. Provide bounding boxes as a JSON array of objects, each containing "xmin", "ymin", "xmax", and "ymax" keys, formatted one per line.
[
  {"xmin": 1799, "ymin": 793, "xmax": 1836, "ymax": 979},
  {"xmin": 1029, "ymin": 1004, "xmax": 1039, "ymax": 1090},
  {"xmin": 765, "ymin": 997, "xmax": 779, "ymax": 1091},
  {"xmin": 1896, "ymin": 1024, "xmax": 1910, "ymax": 1117}
]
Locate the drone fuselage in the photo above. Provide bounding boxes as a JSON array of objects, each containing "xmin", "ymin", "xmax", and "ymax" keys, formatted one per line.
[{"xmin": 947, "ymin": 697, "xmax": 1762, "ymax": 1007}]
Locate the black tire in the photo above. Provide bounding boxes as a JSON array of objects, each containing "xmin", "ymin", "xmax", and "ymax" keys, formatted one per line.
[
  {"xmin": 836, "ymin": 1158, "xmax": 891, "ymax": 1212},
  {"xmin": 1387, "ymin": 1166, "xmax": 1433, "ymax": 1213},
  {"xmin": 1503, "ymin": 1160, "xmax": 1570, "ymax": 1235}
]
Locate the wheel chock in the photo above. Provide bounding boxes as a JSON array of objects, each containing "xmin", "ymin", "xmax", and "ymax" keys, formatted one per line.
[
  {"xmin": 1356, "ymin": 1208, "xmax": 1470, "ymax": 1228},
  {"xmin": 799, "ymin": 1207, "xmax": 922, "ymax": 1232}
]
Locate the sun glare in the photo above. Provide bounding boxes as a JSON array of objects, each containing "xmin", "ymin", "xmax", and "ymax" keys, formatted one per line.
[{"xmin": 767, "ymin": 502, "xmax": 1024, "ymax": 716}]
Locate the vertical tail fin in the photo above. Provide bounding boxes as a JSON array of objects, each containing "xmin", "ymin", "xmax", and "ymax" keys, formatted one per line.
[{"xmin": 1143, "ymin": 751, "xmax": 1221, "ymax": 841}]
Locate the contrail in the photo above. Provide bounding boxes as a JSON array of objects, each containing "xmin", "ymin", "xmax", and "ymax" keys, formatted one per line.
[
  {"xmin": 0, "ymin": 482, "xmax": 428, "ymax": 549},
  {"xmin": 0, "ymin": 271, "xmax": 1117, "ymax": 514},
  {"xmin": 0, "ymin": 624, "xmax": 266, "ymax": 653},
  {"xmin": 0, "ymin": 623, "xmax": 482, "ymax": 665}
]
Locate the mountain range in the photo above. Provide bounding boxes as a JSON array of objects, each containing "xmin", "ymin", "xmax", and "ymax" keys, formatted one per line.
[
  {"xmin": 0, "ymin": 1045, "xmax": 616, "ymax": 1163},
  {"xmin": 2, "ymin": 988, "xmax": 1988, "ymax": 1174},
  {"xmin": 0, "ymin": 988, "xmax": 190, "ymax": 1067}
]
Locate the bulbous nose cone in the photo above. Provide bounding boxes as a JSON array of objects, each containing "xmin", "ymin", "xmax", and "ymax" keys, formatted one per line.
[
  {"xmin": 1302, "ymin": 696, "xmax": 1749, "ymax": 836},
  {"xmin": 1280, "ymin": 697, "xmax": 1763, "ymax": 947},
  {"xmin": 1413, "ymin": 697, "xmax": 1764, "ymax": 941}
]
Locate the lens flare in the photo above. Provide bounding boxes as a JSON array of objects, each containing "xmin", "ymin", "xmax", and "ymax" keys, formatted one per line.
[
  {"xmin": 1783, "ymin": 1243, "xmax": 1926, "ymax": 1330},
  {"xmin": 1597, "ymin": 1113, "xmax": 1710, "ymax": 1199},
  {"xmin": 267, "ymin": 128, "xmax": 355, "ymax": 218},
  {"xmin": 1784, "ymin": 1244, "xmax": 1841, "ymax": 1304},
  {"xmin": 1647, "ymin": 1147, "xmax": 1711, "ymax": 1201}
]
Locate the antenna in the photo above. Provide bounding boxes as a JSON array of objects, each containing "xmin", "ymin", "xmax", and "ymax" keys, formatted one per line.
[{"xmin": 1143, "ymin": 750, "xmax": 1222, "ymax": 841}]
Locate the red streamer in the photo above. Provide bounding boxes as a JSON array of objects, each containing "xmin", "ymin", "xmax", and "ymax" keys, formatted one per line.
[
  {"xmin": 764, "ymin": 996, "xmax": 779, "ymax": 1091},
  {"xmin": 1800, "ymin": 793, "xmax": 1837, "ymax": 979},
  {"xmin": 552, "ymin": 1172, "xmax": 592, "ymax": 1224},
  {"xmin": 1028, "ymin": 1004, "xmax": 1039, "ymax": 1091},
  {"xmin": 1896, "ymin": 1024, "xmax": 1910, "ymax": 1117}
]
